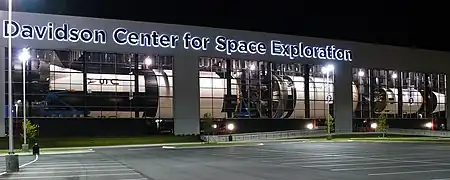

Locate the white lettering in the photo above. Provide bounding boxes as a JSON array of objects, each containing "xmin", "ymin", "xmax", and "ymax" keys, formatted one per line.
[
  {"xmin": 3, "ymin": 20, "xmax": 106, "ymax": 44},
  {"xmin": 112, "ymin": 28, "xmax": 180, "ymax": 48},
  {"xmin": 216, "ymin": 36, "xmax": 266, "ymax": 55},
  {"xmin": 183, "ymin": 32, "xmax": 209, "ymax": 50},
  {"xmin": 2, "ymin": 21, "xmax": 353, "ymax": 62},
  {"xmin": 270, "ymin": 40, "xmax": 352, "ymax": 61}
]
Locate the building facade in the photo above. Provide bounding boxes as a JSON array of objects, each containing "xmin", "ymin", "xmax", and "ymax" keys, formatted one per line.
[{"xmin": 0, "ymin": 11, "xmax": 449, "ymax": 137}]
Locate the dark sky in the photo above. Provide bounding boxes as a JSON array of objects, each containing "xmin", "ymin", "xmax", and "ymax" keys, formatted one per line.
[{"xmin": 0, "ymin": 0, "xmax": 448, "ymax": 52}]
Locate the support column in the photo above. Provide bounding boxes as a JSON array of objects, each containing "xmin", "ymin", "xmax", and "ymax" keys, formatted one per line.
[
  {"xmin": 303, "ymin": 64, "xmax": 310, "ymax": 119},
  {"xmin": 0, "ymin": 47, "xmax": 5, "ymax": 137},
  {"xmin": 369, "ymin": 69, "xmax": 376, "ymax": 119},
  {"xmin": 173, "ymin": 54, "xmax": 200, "ymax": 135},
  {"xmin": 134, "ymin": 54, "xmax": 140, "ymax": 118},
  {"xmin": 225, "ymin": 59, "xmax": 232, "ymax": 118},
  {"xmin": 424, "ymin": 73, "xmax": 430, "ymax": 118},
  {"xmin": 446, "ymin": 73, "xmax": 450, "ymax": 130},
  {"xmin": 397, "ymin": 71, "xmax": 403, "ymax": 117},
  {"xmin": 267, "ymin": 62, "xmax": 273, "ymax": 117},
  {"xmin": 82, "ymin": 51, "xmax": 88, "ymax": 117},
  {"xmin": 334, "ymin": 63, "xmax": 353, "ymax": 133}
]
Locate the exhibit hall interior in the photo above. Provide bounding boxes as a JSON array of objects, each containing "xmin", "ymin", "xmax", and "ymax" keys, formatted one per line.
[
  {"xmin": 0, "ymin": 11, "xmax": 449, "ymax": 137},
  {"xmin": 352, "ymin": 68, "xmax": 446, "ymax": 131}
]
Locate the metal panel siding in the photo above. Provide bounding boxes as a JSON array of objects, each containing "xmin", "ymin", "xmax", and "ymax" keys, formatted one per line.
[{"xmin": 0, "ymin": 11, "xmax": 448, "ymax": 73}]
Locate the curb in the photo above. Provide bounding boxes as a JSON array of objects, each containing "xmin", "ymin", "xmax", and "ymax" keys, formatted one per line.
[
  {"xmin": 1, "ymin": 138, "xmax": 444, "ymax": 153},
  {"xmin": 0, "ymin": 149, "xmax": 95, "ymax": 157},
  {"xmin": 162, "ymin": 143, "xmax": 264, "ymax": 149},
  {"xmin": 0, "ymin": 142, "xmax": 204, "ymax": 153},
  {"xmin": 342, "ymin": 140, "xmax": 450, "ymax": 143},
  {"xmin": 288, "ymin": 139, "xmax": 450, "ymax": 144},
  {"xmin": 66, "ymin": 142, "xmax": 204, "ymax": 150},
  {"xmin": 0, "ymin": 155, "xmax": 39, "ymax": 176}
]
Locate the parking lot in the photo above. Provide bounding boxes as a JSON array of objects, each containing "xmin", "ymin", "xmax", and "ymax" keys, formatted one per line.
[
  {"xmin": 112, "ymin": 141, "xmax": 450, "ymax": 180},
  {"xmin": 3, "ymin": 141, "xmax": 450, "ymax": 179},
  {"xmin": 0, "ymin": 153, "xmax": 147, "ymax": 180},
  {"xmin": 0, "ymin": 155, "xmax": 35, "ymax": 175}
]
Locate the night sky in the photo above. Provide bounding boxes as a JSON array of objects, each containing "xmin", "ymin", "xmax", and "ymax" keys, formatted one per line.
[{"xmin": 0, "ymin": 0, "xmax": 447, "ymax": 52}]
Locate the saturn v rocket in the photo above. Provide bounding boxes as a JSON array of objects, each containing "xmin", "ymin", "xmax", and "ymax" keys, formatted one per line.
[
  {"xmin": 11, "ymin": 49, "xmax": 442, "ymax": 118},
  {"xmin": 37, "ymin": 62, "xmax": 446, "ymax": 119}
]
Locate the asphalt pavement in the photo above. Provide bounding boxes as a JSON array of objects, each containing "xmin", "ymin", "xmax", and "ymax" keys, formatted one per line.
[
  {"xmin": 3, "ymin": 141, "xmax": 450, "ymax": 179},
  {"xmin": 0, "ymin": 153, "xmax": 147, "ymax": 180},
  {"xmin": 0, "ymin": 155, "xmax": 35, "ymax": 173}
]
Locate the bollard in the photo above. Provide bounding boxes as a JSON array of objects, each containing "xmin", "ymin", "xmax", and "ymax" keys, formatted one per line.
[{"xmin": 5, "ymin": 154, "xmax": 19, "ymax": 172}]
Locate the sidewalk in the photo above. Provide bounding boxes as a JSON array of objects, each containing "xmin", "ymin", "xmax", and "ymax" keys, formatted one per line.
[
  {"xmin": 62, "ymin": 141, "xmax": 204, "ymax": 149},
  {"xmin": 0, "ymin": 149, "xmax": 95, "ymax": 157},
  {"xmin": 0, "ymin": 141, "xmax": 204, "ymax": 156},
  {"xmin": 2, "ymin": 136, "xmax": 443, "ymax": 157}
]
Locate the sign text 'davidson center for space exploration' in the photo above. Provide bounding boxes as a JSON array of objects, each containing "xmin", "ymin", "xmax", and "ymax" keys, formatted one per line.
[{"xmin": 3, "ymin": 20, "xmax": 352, "ymax": 61}]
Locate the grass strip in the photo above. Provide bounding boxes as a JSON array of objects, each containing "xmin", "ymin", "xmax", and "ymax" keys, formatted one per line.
[
  {"xmin": 0, "ymin": 147, "xmax": 90, "ymax": 154},
  {"xmin": 0, "ymin": 135, "xmax": 201, "ymax": 149}
]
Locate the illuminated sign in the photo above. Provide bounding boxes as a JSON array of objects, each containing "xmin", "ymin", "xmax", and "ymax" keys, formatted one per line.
[
  {"xmin": 3, "ymin": 20, "xmax": 352, "ymax": 61},
  {"xmin": 4, "ymin": 21, "xmax": 107, "ymax": 44}
]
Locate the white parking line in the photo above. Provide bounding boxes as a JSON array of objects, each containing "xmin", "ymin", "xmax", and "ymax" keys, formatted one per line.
[
  {"xmin": 215, "ymin": 151, "xmax": 365, "ymax": 163},
  {"xmin": 19, "ymin": 155, "xmax": 39, "ymax": 169},
  {"xmin": 128, "ymin": 147, "xmax": 159, "ymax": 151},
  {"xmin": 32, "ymin": 161, "xmax": 118, "ymax": 165},
  {"xmin": 333, "ymin": 163, "xmax": 450, "ymax": 171},
  {"xmin": 312, "ymin": 150, "xmax": 450, "ymax": 160},
  {"xmin": 0, "ymin": 173, "xmax": 140, "ymax": 179},
  {"xmin": 209, "ymin": 154, "xmax": 252, "ymax": 159},
  {"xmin": 369, "ymin": 169, "xmax": 450, "ymax": 176},
  {"xmin": 303, "ymin": 161, "xmax": 403, "ymax": 168},
  {"xmin": 31, "ymin": 161, "xmax": 83, "ymax": 165},
  {"xmin": 365, "ymin": 153, "xmax": 450, "ymax": 160},
  {"xmin": 329, "ymin": 151, "xmax": 450, "ymax": 161},
  {"xmin": 243, "ymin": 155, "xmax": 292, "ymax": 159},
  {"xmin": 28, "ymin": 162, "xmax": 122, "ymax": 168},
  {"xmin": 9, "ymin": 168, "xmax": 133, "ymax": 175},
  {"xmin": 254, "ymin": 157, "xmax": 299, "ymax": 161},
  {"xmin": 229, "ymin": 147, "xmax": 450, "ymax": 167},
  {"xmin": 24, "ymin": 165, "xmax": 125, "ymax": 170},
  {"xmin": 225, "ymin": 152, "xmax": 291, "ymax": 156},
  {"xmin": 258, "ymin": 155, "xmax": 354, "ymax": 162},
  {"xmin": 348, "ymin": 155, "xmax": 445, "ymax": 165},
  {"xmin": 331, "ymin": 151, "xmax": 439, "ymax": 157},
  {"xmin": 243, "ymin": 147, "xmax": 344, "ymax": 157},
  {"xmin": 281, "ymin": 157, "xmax": 368, "ymax": 165},
  {"xmin": 212, "ymin": 153, "xmax": 304, "ymax": 159}
]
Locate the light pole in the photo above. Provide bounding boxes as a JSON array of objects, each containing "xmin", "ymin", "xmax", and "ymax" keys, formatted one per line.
[
  {"xmin": 6, "ymin": 0, "xmax": 20, "ymax": 172},
  {"xmin": 19, "ymin": 48, "xmax": 30, "ymax": 151},
  {"xmin": 322, "ymin": 64, "xmax": 334, "ymax": 139}
]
